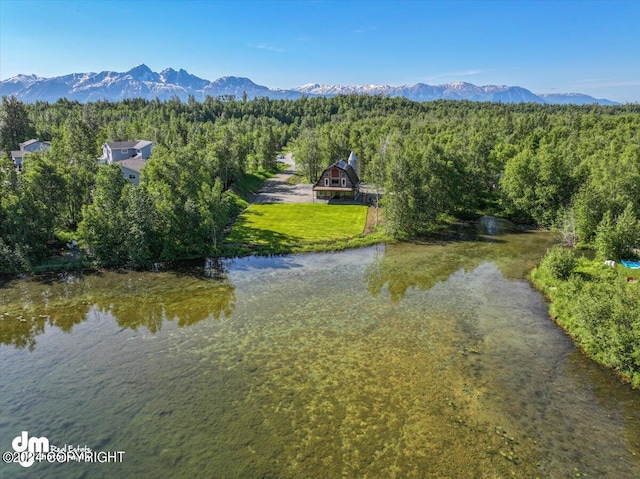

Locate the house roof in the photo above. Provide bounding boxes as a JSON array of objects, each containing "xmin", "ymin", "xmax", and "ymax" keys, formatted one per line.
[
  {"xmin": 118, "ymin": 158, "xmax": 147, "ymax": 173},
  {"xmin": 19, "ymin": 139, "xmax": 39, "ymax": 149},
  {"xmin": 106, "ymin": 141, "xmax": 139, "ymax": 150},
  {"xmin": 10, "ymin": 150, "xmax": 25, "ymax": 160},
  {"xmin": 134, "ymin": 140, "xmax": 152, "ymax": 149},
  {"xmin": 332, "ymin": 159, "xmax": 360, "ymax": 186},
  {"xmin": 105, "ymin": 140, "xmax": 153, "ymax": 150},
  {"xmin": 313, "ymin": 160, "xmax": 361, "ymax": 191}
]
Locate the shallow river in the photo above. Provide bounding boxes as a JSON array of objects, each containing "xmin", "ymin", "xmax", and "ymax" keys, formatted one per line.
[{"xmin": 1, "ymin": 220, "xmax": 639, "ymax": 478}]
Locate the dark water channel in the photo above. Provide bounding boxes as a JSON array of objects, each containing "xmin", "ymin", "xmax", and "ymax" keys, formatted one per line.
[{"xmin": 1, "ymin": 219, "xmax": 639, "ymax": 478}]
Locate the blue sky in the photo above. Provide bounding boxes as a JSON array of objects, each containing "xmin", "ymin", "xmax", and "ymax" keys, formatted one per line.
[{"xmin": 1, "ymin": 0, "xmax": 639, "ymax": 102}]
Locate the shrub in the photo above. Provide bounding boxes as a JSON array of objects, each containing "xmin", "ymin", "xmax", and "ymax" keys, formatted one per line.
[
  {"xmin": 595, "ymin": 204, "xmax": 640, "ymax": 260},
  {"xmin": 540, "ymin": 245, "xmax": 578, "ymax": 280},
  {"xmin": 0, "ymin": 239, "xmax": 29, "ymax": 273}
]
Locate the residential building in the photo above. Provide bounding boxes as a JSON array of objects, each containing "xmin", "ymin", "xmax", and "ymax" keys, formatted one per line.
[
  {"xmin": 312, "ymin": 152, "xmax": 361, "ymax": 201},
  {"xmin": 19, "ymin": 139, "xmax": 52, "ymax": 152},
  {"xmin": 99, "ymin": 140, "xmax": 153, "ymax": 165},
  {"xmin": 118, "ymin": 159, "xmax": 147, "ymax": 186},
  {"xmin": 0, "ymin": 139, "xmax": 52, "ymax": 171},
  {"xmin": 98, "ymin": 140, "xmax": 153, "ymax": 183}
]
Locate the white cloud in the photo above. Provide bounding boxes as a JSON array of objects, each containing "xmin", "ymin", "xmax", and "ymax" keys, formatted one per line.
[
  {"xmin": 353, "ymin": 26, "xmax": 376, "ymax": 34},
  {"xmin": 249, "ymin": 43, "xmax": 285, "ymax": 53}
]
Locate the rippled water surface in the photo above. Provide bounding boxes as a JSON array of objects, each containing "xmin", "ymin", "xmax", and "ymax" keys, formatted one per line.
[{"xmin": 1, "ymin": 222, "xmax": 639, "ymax": 478}]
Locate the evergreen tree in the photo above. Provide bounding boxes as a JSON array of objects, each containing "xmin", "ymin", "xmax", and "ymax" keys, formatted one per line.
[
  {"xmin": 78, "ymin": 164, "xmax": 129, "ymax": 265},
  {"xmin": 595, "ymin": 204, "xmax": 640, "ymax": 260},
  {"xmin": 0, "ymin": 96, "xmax": 35, "ymax": 151}
]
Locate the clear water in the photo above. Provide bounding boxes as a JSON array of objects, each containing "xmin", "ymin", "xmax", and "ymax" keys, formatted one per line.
[{"xmin": 1, "ymin": 222, "xmax": 639, "ymax": 478}]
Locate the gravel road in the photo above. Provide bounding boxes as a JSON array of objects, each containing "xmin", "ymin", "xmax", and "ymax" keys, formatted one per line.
[{"xmin": 251, "ymin": 153, "xmax": 314, "ymax": 204}]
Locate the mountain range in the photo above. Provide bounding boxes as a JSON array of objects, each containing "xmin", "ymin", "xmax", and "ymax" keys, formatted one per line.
[{"xmin": 0, "ymin": 64, "xmax": 618, "ymax": 105}]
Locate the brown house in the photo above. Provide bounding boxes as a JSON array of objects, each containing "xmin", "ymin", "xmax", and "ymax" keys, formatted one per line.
[{"xmin": 313, "ymin": 153, "xmax": 361, "ymax": 200}]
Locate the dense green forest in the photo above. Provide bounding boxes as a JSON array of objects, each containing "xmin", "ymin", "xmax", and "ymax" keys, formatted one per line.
[
  {"xmin": 1, "ymin": 94, "xmax": 639, "ymax": 272},
  {"xmin": 2, "ymin": 93, "xmax": 640, "ymax": 385}
]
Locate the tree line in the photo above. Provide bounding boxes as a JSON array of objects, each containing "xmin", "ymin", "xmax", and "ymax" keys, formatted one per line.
[{"xmin": 1, "ymin": 94, "xmax": 639, "ymax": 272}]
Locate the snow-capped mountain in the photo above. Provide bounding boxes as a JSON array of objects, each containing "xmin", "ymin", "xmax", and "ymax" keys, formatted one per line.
[
  {"xmin": 159, "ymin": 68, "xmax": 209, "ymax": 90},
  {"xmin": 0, "ymin": 74, "xmax": 45, "ymax": 96},
  {"xmin": 296, "ymin": 81, "xmax": 546, "ymax": 103},
  {"xmin": 0, "ymin": 64, "xmax": 618, "ymax": 105}
]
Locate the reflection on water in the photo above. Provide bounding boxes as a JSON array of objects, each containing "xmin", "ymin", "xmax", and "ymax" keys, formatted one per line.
[
  {"xmin": 366, "ymin": 220, "xmax": 553, "ymax": 301},
  {"xmin": 477, "ymin": 215, "xmax": 507, "ymax": 236},
  {"xmin": 1, "ymin": 222, "xmax": 639, "ymax": 478},
  {"xmin": 0, "ymin": 264, "xmax": 236, "ymax": 351}
]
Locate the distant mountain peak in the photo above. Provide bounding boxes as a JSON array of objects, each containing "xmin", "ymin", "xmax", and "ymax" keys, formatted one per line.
[
  {"xmin": 536, "ymin": 92, "xmax": 618, "ymax": 106},
  {"xmin": 125, "ymin": 64, "xmax": 158, "ymax": 82},
  {"xmin": 131, "ymin": 63, "xmax": 151, "ymax": 70},
  {"xmin": 214, "ymin": 76, "xmax": 257, "ymax": 84},
  {"xmin": 158, "ymin": 67, "xmax": 209, "ymax": 90},
  {"xmin": 8, "ymin": 73, "xmax": 42, "ymax": 81},
  {"xmin": 0, "ymin": 65, "xmax": 619, "ymax": 105},
  {"xmin": 447, "ymin": 81, "xmax": 474, "ymax": 88}
]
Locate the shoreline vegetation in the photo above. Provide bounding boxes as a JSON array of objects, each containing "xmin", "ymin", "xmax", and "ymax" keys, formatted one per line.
[
  {"xmin": 531, "ymin": 251, "xmax": 640, "ymax": 388},
  {"xmin": 2, "ymin": 165, "xmax": 285, "ymax": 275}
]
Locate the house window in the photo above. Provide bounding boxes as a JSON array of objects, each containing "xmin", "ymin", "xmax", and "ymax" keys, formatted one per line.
[
  {"xmin": 341, "ymin": 178, "xmax": 346, "ymax": 187},
  {"xmin": 121, "ymin": 149, "xmax": 128, "ymax": 154},
  {"xmin": 324, "ymin": 177, "xmax": 329, "ymax": 186},
  {"xmin": 129, "ymin": 175, "xmax": 137, "ymax": 180}
]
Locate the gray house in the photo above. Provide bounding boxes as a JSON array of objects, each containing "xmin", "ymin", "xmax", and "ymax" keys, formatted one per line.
[
  {"xmin": 99, "ymin": 140, "xmax": 153, "ymax": 164},
  {"xmin": 118, "ymin": 159, "xmax": 147, "ymax": 186},
  {"xmin": 9, "ymin": 150, "xmax": 26, "ymax": 170},
  {"xmin": 0, "ymin": 139, "xmax": 52, "ymax": 170},
  {"xmin": 98, "ymin": 140, "xmax": 153, "ymax": 183}
]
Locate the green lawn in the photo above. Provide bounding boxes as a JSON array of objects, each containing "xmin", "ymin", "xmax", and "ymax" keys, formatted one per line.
[{"xmin": 224, "ymin": 204, "xmax": 370, "ymax": 252}]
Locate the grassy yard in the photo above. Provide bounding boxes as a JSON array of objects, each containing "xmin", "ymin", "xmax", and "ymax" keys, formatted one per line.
[{"xmin": 224, "ymin": 203, "xmax": 385, "ymax": 255}]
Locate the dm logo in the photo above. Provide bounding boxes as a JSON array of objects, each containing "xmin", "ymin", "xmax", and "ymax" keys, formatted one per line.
[{"xmin": 12, "ymin": 431, "xmax": 49, "ymax": 467}]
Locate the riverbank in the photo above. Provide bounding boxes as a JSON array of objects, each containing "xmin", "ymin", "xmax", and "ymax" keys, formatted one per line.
[
  {"xmin": 1, "ymin": 162, "xmax": 390, "ymax": 277},
  {"xmin": 530, "ymin": 256, "xmax": 640, "ymax": 388},
  {"xmin": 0, "ymin": 166, "xmax": 283, "ymax": 277}
]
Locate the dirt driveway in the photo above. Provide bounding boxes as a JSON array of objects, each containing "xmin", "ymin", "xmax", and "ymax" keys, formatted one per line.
[{"xmin": 251, "ymin": 153, "xmax": 314, "ymax": 204}]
